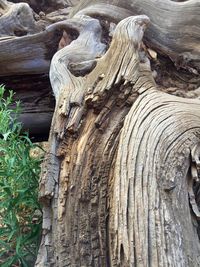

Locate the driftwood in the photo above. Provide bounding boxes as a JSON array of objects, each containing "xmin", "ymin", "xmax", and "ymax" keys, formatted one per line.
[{"xmin": 0, "ymin": 1, "xmax": 200, "ymax": 266}]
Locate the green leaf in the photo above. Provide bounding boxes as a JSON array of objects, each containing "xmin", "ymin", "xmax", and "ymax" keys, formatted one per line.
[
  {"xmin": 0, "ymin": 85, "xmax": 43, "ymax": 265},
  {"xmin": 0, "ymin": 240, "xmax": 12, "ymax": 250},
  {"xmin": 2, "ymin": 131, "xmax": 11, "ymax": 141},
  {"xmin": 0, "ymin": 255, "xmax": 18, "ymax": 267}
]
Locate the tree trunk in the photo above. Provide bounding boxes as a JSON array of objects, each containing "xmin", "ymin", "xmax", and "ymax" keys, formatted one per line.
[
  {"xmin": 1, "ymin": 0, "xmax": 200, "ymax": 266},
  {"xmin": 35, "ymin": 2, "xmax": 200, "ymax": 266}
]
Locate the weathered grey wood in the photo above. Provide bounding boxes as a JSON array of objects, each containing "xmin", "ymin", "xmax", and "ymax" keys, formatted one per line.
[
  {"xmin": 35, "ymin": 14, "xmax": 107, "ymax": 266},
  {"xmin": 36, "ymin": 14, "xmax": 200, "ymax": 267},
  {"xmin": 0, "ymin": 0, "xmax": 60, "ymax": 76},
  {"xmin": 0, "ymin": 30, "xmax": 59, "ymax": 75},
  {"xmin": 10, "ymin": 0, "xmax": 78, "ymax": 12},
  {"xmin": 0, "ymin": 1, "xmax": 200, "ymax": 266},
  {"xmin": 110, "ymin": 85, "xmax": 200, "ymax": 266},
  {"xmin": 71, "ymin": 0, "xmax": 200, "ymax": 73},
  {"xmin": 0, "ymin": 0, "xmax": 44, "ymax": 36},
  {"xmin": 0, "ymin": 1, "xmax": 79, "ymax": 76},
  {"xmin": 0, "ymin": 18, "xmax": 85, "ymax": 75},
  {"xmin": 49, "ymin": 15, "xmax": 106, "ymax": 100},
  {"xmin": 1, "ymin": 0, "xmax": 199, "ymax": 77}
]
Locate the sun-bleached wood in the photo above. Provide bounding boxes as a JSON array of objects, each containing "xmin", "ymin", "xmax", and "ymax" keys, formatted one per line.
[
  {"xmin": 0, "ymin": 0, "xmax": 57, "ymax": 75},
  {"xmin": 0, "ymin": 1, "xmax": 200, "ymax": 266},
  {"xmin": 71, "ymin": 0, "xmax": 200, "ymax": 73},
  {"xmin": 0, "ymin": 0, "xmax": 43, "ymax": 36},
  {"xmin": 36, "ymin": 13, "xmax": 200, "ymax": 267}
]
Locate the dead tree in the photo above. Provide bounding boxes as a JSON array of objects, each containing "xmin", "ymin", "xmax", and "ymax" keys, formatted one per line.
[{"xmin": 0, "ymin": 0, "xmax": 200, "ymax": 266}]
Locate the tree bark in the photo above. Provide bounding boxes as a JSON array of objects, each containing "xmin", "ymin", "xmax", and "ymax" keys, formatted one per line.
[{"xmin": 0, "ymin": 0, "xmax": 200, "ymax": 266}]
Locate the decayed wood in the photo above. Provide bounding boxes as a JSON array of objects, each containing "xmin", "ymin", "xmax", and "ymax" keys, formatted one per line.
[
  {"xmin": 36, "ymin": 13, "xmax": 200, "ymax": 267},
  {"xmin": 36, "ymin": 14, "xmax": 107, "ymax": 266},
  {"xmin": 0, "ymin": 0, "xmax": 80, "ymax": 76},
  {"xmin": 10, "ymin": 0, "xmax": 79, "ymax": 13},
  {"xmin": 0, "ymin": 31, "xmax": 59, "ymax": 75},
  {"xmin": 0, "ymin": 0, "xmax": 199, "ymax": 142},
  {"xmin": 71, "ymin": 0, "xmax": 200, "ymax": 73},
  {"xmin": 0, "ymin": 0, "xmax": 43, "ymax": 36},
  {"xmin": 1, "ymin": 0, "xmax": 200, "ymax": 265},
  {"xmin": 0, "ymin": 17, "xmax": 74, "ymax": 76},
  {"xmin": 2, "ymin": 0, "xmax": 199, "ymax": 78},
  {"xmin": 0, "ymin": 1, "xmax": 87, "ymax": 138},
  {"xmin": 48, "ymin": 14, "xmax": 108, "ymax": 144}
]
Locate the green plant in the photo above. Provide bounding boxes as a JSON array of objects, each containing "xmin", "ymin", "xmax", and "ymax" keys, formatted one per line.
[{"xmin": 0, "ymin": 85, "xmax": 43, "ymax": 267}]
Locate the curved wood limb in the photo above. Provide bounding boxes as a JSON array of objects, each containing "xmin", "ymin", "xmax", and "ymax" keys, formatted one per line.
[
  {"xmin": 49, "ymin": 14, "xmax": 106, "ymax": 137},
  {"xmin": 0, "ymin": 0, "xmax": 43, "ymax": 36},
  {"xmin": 37, "ymin": 13, "xmax": 200, "ymax": 266},
  {"xmin": 72, "ymin": 0, "xmax": 200, "ymax": 73}
]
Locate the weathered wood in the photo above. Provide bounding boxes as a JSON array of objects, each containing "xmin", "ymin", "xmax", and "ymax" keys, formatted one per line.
[
  {"xmin": 49, "ymin": 15, "xmax": 106, "ymax": 100},
  {"xmin": 9, "ymin": 0, "xmax": 79, "ymax": 13},
  {"xmin": 0, "ymin": 1, "xmax": 79, "ymax": 76},
  {"xmin": 2, "ymin": 0, "xmax": 199, "ymax": 78},
  {"xmin": 0, "ymin": 0, "xmax": 44, "ymax": 36},
  {"xmin": 0, "ymin": 25, "xmax": 63, "ymax": 76},
  {"xmin": 110, "ymin": 86, "xmax": 200, "ymax": 266},
  {"xmin": 0, "ymin": 74, "xmax": 55, "ymax": 140},
  {"xmin": 36, "ymin": 14, "xmax": 200, "ymax": 266},
  {"xmin": 0, "ymin": 1, "xmax": 200, "ymax": 266},
  {"xmin": 36, "ymin": 14, "xmax": 107, "ymax": 265},
  {"xmin": 71, "ymin": 0, "xmax": 200, "ymax": 73}
]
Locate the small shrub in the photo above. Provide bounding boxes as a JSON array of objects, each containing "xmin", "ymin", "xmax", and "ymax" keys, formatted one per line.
[{"xmin": 0, "ymin": 85, "xmax": 43, "ymax": 267}]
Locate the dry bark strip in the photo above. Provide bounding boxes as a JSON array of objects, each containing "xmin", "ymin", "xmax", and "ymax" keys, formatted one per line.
[{"xmin": 36, "ymin": 14, "xmax": 200, "ymax": 267}]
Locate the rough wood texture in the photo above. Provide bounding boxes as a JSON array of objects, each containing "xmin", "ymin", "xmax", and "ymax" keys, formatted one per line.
[
  {"xmin": 0, "ymin": 24, "xmax": 62, "ymax": 76},
  {"xmin": 0, "ymin": 0, "xmax": 42, "ymax": 36},
  {"xmin": 0, "ymin": 1, "xmax": 76, "ymax": 139},
  {"xmin": 9, "ymin": 0, "xmax": 79, "ymax": 13},
  {"xmin": 0, "ymin": 1, "xmax": 77, "ymax": 76},
  {"xmin": 71, "ymin": 0, "xmax": 200, "ymax": 73},
  {"xmin": 110, "ymin": 88, "xmax": 200, "ymax": 266},
  {"xmin": 0, "ymin": 0, "xmax": 200, "ymax": 265},
  {"xmin": 1, "ymin": 0, "xmax": 199, "ymax": 141},
  {"xmin": 36, "ymin": 14, "xmax": 200, "ymax": 267}
]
